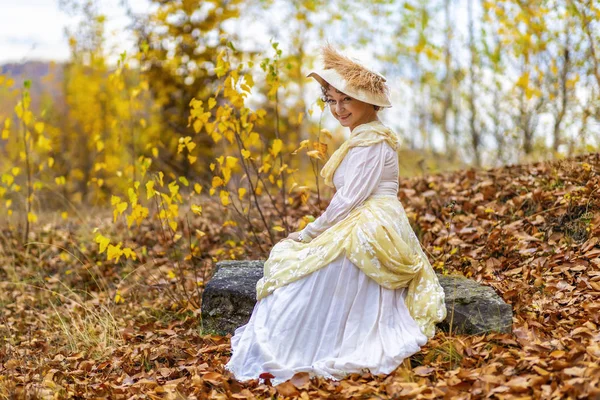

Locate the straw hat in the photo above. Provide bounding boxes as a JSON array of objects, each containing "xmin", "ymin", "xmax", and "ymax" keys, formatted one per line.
[{"xmin": 307, "ymin": 44, "xmax": 392, "ymax": 108}]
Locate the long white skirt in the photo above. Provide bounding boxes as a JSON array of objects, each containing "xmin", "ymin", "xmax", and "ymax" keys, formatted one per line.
[{"xmin": 225, "ymin": 253, "xmax": 429, "ymax": 385}]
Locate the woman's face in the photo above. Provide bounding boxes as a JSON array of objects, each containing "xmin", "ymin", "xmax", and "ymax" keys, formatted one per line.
[{"xmin": 324, "ymin": 86, "xmax": 378, "ymax": 131}]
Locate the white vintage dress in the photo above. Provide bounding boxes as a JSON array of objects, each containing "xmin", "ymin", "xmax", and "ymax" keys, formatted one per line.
[{"xmin": 225, "ymin": 136, "xmax": 445, "ymax": 385}]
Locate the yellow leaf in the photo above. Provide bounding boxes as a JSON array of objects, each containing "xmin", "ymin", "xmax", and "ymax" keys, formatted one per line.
[
  {"xmin": 48, "ymin": 157, "xmax": 54, "ymax": 168},
  {"xmin": 220, "ymin": 190, "xmax": 231, "ymax": 206},
  {"xmin": 146, "ymin": 181, "xmax": 155, "ymax": 199},
  {"xmin": 34, "ymin": 122, "xmax": 44, "ymax": 134},
  {"xmin": 248, "ymin": 132, "xmax": 260, "ymax": 147},
  {"xmin": 320, "ymin": 129, "xmax": 332, "ymax": 139},
  {"xmin": 222, "ymin": 167, "xmax": 231, "ymax": 184},
  {"xmin": 191, "ymin": 204, "xmax": 203, "ymax": 215},
  {"xmin": 238, "ymin": 187, "xmax": 247, "ymax": 200},
  {"xmin": 116, "ymin": 202, "xmax": 128, "ymax": 214},
  {"xmin": 95, "ymin": 234, "xmax": 110, "ymax": 254},
  {"xmin": 306, "ymin": 150, "xmax": 322, "ymax": 160},
  {"xmin": 114, "ymin": 291, "xmax": 124, "ymax": 304},
  {"xmin": 168, "ymin": 220, "xmax": 177, "ymax": 232},
  {"xmin": 314, "ymin": 142, "xmax": 328, "ymax": 158},
  {"xmin": 61, "ymin": 211, "xmax": 68, "ymax": 220},
  {"xmin": 292, "ymin": 140, "xmax": 310, "ymax": 154},
  {"xmin": 209, "ymin": 163, "xmax": 215, "ymax": 171},
  {"xmin": 195, "ymin": 229, "xmax": 206, "ymax": 237},
  {"xmin": 179, "ymin": 176, "xmax": 189, "ymax": 186},
  {"xmin": 14, "ymin": 102, "xmax": 23, "ymax": 119},
  {"xmin": 241, "ymin": 149, "xmax": 251, "ymax": 159},
  {"xmin": 271, "ymin": 139, "xmax": 283, "ymax": 157},
  {"xmin": 194, "ymin": 183, "xmax": 202, "ymax": 194},
  {"xmin": 11, "ymin": 167, "xmax": 20, "ymax": 176},
  {"xmin": 188, "ymin": 155, "xmax": 197, "ymax": 164},
  {"xmin": 225, "ymin": 156, "xmax": 238, "ymax": 169},
  {"xmin": 212, "ymin": 176, "xmax": 224, "ymax": 188},
  {"xmin": 122, "ymin": 247, "xmax": 136, "ymax": 260},
  {"xmin": 186, "ymin": 142, "xmax": 196, "ymax": 152},
  {"xmin": 128, "ymin": 188, "xmax": 138, "ymax": 206},
  {"xmin": 27, "ymin": 212, "xmax": 37, "ymax": 223},
  {"xmin": 208, "ymin": 97, "xmax": 217, "ymax": 110},
  {"xmin": 272, "ymin": 226, "xmax": 284, "ymax": 232},
  {"xmin": 167, "ymin": 270, "xmax": 176, "ymax": 279}
]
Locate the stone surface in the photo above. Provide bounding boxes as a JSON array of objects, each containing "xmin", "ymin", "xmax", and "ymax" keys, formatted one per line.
[
  {"xmin": 200, "ymin": 260, "xmax": 265, "ymax": 335},
  {"xmin": 437, "ymin": 275, "xmax": 513, "ymax": 335},
  {"xmin": 201, "ymin": 261, "xmax": 513, "ymax": 336}
]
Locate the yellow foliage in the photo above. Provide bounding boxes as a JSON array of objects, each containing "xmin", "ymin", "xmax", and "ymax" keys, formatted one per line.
[
  {"xmin": 208, "ymin": 97, "xmax": 217, "ymax": 110},
  {"xmin": 306, "ymin": 150, "xmax": 322, "ymax": 160},
  {"xmin": 248, "ymin": 132, "xmax": 260, "ymax": 147},
  {"xmin": 220, "ymin": 190, "xmax": 231, "ymax": 206},
  {"xmin": 271, "ymin": 139, "xmax": 283, "ymax": 157},
  {"xmin": 191, "ymin": 204, "xmax": 203, "ymax": 215},
  {"xmin": 127, "ymin": 204, "xmax": 149, "ymax": 227},
  {"xmin": 95, "ymin": 234, "xmax": 110, "ymax": 254},
  {"xmin": 146, "ymin": 181, "xmax": 156, "ymax": 199},
  {"xmin": 222, "ymin": 167, "xmax": 232, "ymax": 184},
  {"xmin": 168, "ymin": 181, "xmax": 179, "ymax": 197},
  {"xmin": 114, "ymin": 291, "xmax": 124, "ymax": 304},
  {"xmin": 27, "ymin": 212, "xmax": 38, "ymax": 223},
  {"xmin": 225, "ymin": 156, "xmax": 238, "ymax": 169},
  {"xmin": 212, "ymin": 176, "xmax": 224, "ymax": 188}
]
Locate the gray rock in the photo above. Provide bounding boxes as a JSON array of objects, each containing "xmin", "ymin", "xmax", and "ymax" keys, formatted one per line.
[
  {"xmin": 437, "ymin": 274, "xmax": 513, "ymax": 335},
  {"xmin": 200, "ymin": 260, "xmax": 265, "ymax": 335},
  {"xmin": 201, "ymin": 261, "xmax": 513, "ymax": 336}
]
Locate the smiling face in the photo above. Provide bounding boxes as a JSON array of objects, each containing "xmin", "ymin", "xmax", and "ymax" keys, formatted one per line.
[{"xmin": 323, "ymin": 85, "xmax": 379, "ymax": 132}]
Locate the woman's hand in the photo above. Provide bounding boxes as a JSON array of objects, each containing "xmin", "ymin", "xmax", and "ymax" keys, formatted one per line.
[{"xmin": 286, "ymin": 231, "xmax": 302, "ymax": 242}]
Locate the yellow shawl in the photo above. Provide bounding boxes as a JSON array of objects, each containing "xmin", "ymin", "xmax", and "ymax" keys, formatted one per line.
[{"xmin": 320, "ymin": 120, "xmax": 399, "ymax": 188}]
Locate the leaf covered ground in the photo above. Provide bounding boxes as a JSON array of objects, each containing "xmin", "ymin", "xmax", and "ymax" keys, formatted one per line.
[{"xmin": 1, "ymin": 153, "xmax": 599, "ymax": 399}]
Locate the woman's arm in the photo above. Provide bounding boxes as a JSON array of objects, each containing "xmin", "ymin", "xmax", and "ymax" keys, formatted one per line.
[{"xmin": 299, "ymin": 141, "xmax": 388, "ymax": 242}]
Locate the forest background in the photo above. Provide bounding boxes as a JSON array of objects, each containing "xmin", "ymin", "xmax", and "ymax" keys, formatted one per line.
[{"xmin": 0, "ymin": 0, "xmax": 599, "ymax": 398}]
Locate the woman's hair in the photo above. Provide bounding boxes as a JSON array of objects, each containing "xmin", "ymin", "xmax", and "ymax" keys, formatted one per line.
[{"xmin": 320, "ymin": 83, "xmax": 382, "ymax": 111}]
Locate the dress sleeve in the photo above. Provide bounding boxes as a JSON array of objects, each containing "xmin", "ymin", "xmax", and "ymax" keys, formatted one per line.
[{"xmin": 300, "ymin": 141, "xmax": 388, "ymax": 242}]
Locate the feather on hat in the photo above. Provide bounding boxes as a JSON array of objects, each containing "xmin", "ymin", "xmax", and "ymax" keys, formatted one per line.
[{"xmin": 307, "ymin": 44, "xmax": 392, "ymax": 108}]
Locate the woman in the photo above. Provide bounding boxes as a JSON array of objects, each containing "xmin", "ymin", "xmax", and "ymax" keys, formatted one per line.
[{"xmin": 225, "ymin": 44, "xmax": 446, "ymax": 385}]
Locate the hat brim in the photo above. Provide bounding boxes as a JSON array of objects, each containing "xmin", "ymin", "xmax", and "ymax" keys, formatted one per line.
[{"xmin": 307, "ymin": 69, "xmax": 392, "ymax": 108}]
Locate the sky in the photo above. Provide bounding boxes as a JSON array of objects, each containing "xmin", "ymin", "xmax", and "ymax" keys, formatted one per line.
[{"xmin": 0, "ymin": 0, "xmax": 153, "ymax": 64}]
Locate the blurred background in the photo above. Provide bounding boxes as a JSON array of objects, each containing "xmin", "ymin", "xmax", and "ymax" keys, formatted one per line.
[{"xmin": 1, "ymin": 0, "xmax": 599, "ymax": 209}]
